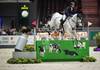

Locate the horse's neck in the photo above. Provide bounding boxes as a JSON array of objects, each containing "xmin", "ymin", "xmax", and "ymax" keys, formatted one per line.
[
  {"xmin": 63, "ymin": 14, "xmax": 77, "ymax": 30},
  {"xmin": 70, "ymin": 14, "xmax": 77, "ymax": 25}
]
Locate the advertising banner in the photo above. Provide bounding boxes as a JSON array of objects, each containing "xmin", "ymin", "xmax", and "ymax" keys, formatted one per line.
[{"xmin": 0, "ymin": 35, "xmax": 35, "ymax": 45}]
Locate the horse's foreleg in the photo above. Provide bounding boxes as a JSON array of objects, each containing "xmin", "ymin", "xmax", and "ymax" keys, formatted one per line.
[
  {"xmin": 70, "ymin": 30, "xmax": 78, "ymax": 48},
  {"xmin": 73, "ymin": 31, "xmax": 84, "ymax": 48}
]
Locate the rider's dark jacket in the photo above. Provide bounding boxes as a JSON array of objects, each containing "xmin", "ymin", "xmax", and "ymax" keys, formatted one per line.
[{"xmin": 63, "ymin": 6, "xmax": 78, "ymax": 17}]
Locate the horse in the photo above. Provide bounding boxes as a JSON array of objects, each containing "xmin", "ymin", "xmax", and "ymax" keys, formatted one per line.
[
  {"xmin": 47, "ymin": 12, "xmax": 84, "ymax": 48},
  {"xmin": 47, "ymin": 12, "xmax": 83, "ymax": 39}
]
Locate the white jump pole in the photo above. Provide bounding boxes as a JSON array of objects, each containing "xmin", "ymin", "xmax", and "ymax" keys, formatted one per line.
[{"xmin": 15, "ymin": 34, "xmax": 28, "ymax": 51}]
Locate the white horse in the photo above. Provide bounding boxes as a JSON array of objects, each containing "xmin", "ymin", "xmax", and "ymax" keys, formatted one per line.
[
  {"xmin": 47, "ymin": 12, "xmax": 83, "ymax": 39},
  {"xmin": 47, "ymin": 12, "xmax": 84, "ymax": 48}
]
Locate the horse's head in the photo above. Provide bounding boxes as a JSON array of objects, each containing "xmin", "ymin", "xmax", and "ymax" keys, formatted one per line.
[{"xmin": 77, "ymin": 13, "xmax": 84, "ymax": 27}]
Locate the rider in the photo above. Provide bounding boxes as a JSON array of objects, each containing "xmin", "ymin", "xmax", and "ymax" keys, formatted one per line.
[
  {"xmin": 64, "ymin": 1, "xmax": 77, "ymax": 17},
  {"xmin": 60, "ymin": 1, "xmax": 84, "ymax": 28},
  {"xmin": 60, "ymin": 1, "xmax": 76, "ymax": 26},
  {"xmin": 63, "ymin": 0, "xmax": 83, "ymax": 17},
  {"xmin": 60, "ymin": 1, "xmax": 77, "ymax": 31}
]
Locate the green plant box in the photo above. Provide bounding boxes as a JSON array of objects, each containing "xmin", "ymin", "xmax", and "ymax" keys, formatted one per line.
[{"xmin": 36, "ymin": 40, "xmax": 89, "ymax": 61}]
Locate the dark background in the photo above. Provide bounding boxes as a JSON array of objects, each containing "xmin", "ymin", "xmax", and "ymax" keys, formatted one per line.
[{"xmin": 0, "ymin": 0, "xmax": 99, "ymax": 29}]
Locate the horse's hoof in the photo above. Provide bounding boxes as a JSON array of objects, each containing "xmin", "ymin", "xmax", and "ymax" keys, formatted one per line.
[{"xmin": 74, "ymin": 46, "xmax": 80, "ymax": 49}]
